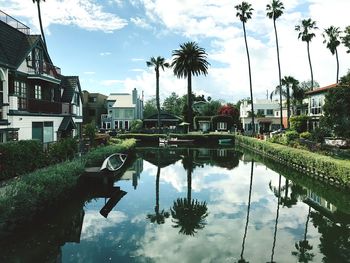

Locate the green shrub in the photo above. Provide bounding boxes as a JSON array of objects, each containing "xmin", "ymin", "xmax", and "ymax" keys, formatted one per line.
[
  {"xmin": 290, "ymin": 115, "xmax": 309, "ymax": 133},
  {"xmin": 47, "ymin": 138, "xmax": 78, "ymax": 164},
  {"xmin": 286, "ymin": 130, "xmax": 300, "ymax": 143},
  {"xmin": 300, "ymin": 131, "xmax": 312, "ymax": 140},
  {"xmin": 130, "ymin": 119, "xmax": 143, "ymax": 133},
  {"xmin": 311, "ymin": 126, "xmax": 331, "ymax": 143},
  {"xmin": 0, "ymin": 140, "xmax": 46, "ymax": 180},
  {"xmin": 235, "ymin": 135, "xmax": 350, "ymax": 186}
]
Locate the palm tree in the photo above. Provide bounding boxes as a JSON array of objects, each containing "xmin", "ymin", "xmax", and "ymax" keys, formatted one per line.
[
  {"xmin": 341, "ymin": 26, "xmax": 350, "ymax": 53},
  {"xmin": 266, "ymin": 0, "xmax": 285, "ymax": 129},
  {"xmin": 171, "ymin": 42, "xmax": 210, "ymax": 130},
  {"xmin": 32, "ymin": 0, "xmax": 47, "ymax": 50},
  {"xmin": 322, "ymin": 26, "xmax": 341, "ymax": 83},
  {"xmin": 235, "ymin": 2, "xmax": 255, "ymax": 134},
  {"xmin": 146, "ymin": 56, "xmax": 169, "ymax": 132},
  {"xmin": 295, "ymin": 18, "xmax": 318, "ymax": 90},
  {"xmin": 147, "ymin": 166, "xmax": 170, "ymax": 224}
]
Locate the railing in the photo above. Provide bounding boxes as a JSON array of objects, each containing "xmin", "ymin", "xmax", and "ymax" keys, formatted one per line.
[
  {"xmin": 0, "ymin": 10, "xmax": 30, "ymax": 35},
  {"xmin": 27, "ymin": 99, "xmax": 61, "ymax": 114},
  {"xmin": 27, "ymin": 60, "xmax": 61, "ymax": 78}
]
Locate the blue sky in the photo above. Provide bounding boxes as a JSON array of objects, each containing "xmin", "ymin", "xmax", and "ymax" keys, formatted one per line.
[{"xmin": 1, "ymin": 0, "xmax": 350, "ymax": 103}]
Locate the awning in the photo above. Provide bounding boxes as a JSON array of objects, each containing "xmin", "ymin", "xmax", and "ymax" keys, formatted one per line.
[{"xmin": 59, "ymin": 116, "xmax": 76, "ymax": 131}]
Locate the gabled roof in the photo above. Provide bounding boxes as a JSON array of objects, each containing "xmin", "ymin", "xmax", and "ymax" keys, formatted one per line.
[
  {"xmin": 305, "ymin": 83, "xmax": 338, "ymax": 95},
  {"xmin": 0, "ymin": 20, "xmax": 51, "ymax": 69},
  {"xmin": 61, "ymin": 76, "xmax": 83, "ymax": 103},
  {"xmin": 107, "ymin": 93, "xmax": 134, "ymax": 108}
]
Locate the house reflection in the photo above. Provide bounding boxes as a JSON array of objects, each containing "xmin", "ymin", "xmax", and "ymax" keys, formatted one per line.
[{"xmin": 119, "ymin": 158, "xmax": 143, "ymax": 189}]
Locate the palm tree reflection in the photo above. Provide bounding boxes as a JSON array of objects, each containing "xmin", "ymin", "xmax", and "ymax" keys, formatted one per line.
[
  {"xmin": 292, "ymin": 206, "xmax": 314, "ymax": 262},
  {"xmin": 238, "ymin": 160, "xmax": 254, "ymax": 263},
  {"xmin": 171, "ymin": 149, "xmax": 208, "ymax": 236}
]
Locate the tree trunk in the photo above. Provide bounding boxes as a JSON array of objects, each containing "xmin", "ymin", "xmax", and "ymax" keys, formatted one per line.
[
  {"xmin": 306, "ymin": 41, "xmax": 314, "ymax": 90},
  {"xmin": 243, "ymin": 22, "xmax": 255, "ymax": 134},
  {"xmin": 187, "ymin": 74, "xmax": 193, "ymax": 131},
  {"xmin": 155, "ymin": 166, "xmax": 160, "ymax": 214},
  {"xmin": 335, "ymin": 48, "xmax": 339, "ymax": 83},
  {"xmin": 37, "ymin": 1, "xmax": 47, "ymax": 50},
  {"xmin": 274, "ymin": 20, "xmax": 283, "ymax": 129},
  {"xmin": 156, "ymin": 69, "xmax": 161, "ymax": 133},
  {"xmin": 287, "ymin": 84, "xmax": 291, "ymax": 128}
]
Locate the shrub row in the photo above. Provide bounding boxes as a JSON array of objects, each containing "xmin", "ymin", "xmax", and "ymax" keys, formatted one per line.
[
  {"xmin": 236, "ymin": 135, "xmax": 350, "ymax": 186},
  {"xmin": 0, "ymin": 139, "xmax": 136, "ymax": 229}
]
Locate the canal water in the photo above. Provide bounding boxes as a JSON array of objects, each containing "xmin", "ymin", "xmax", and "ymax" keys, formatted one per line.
[{"xmin": 1, "ymin": 147, "xmax": 349, "ymax": 263}]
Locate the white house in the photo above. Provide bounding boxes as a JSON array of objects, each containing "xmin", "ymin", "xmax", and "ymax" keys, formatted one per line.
[
  {"xmin": 101, "ymin": 88, "xmax": 143, "ymax": 130},
  {"xmin": 240, "ymin": 99, "xmax": 285, "ymax": 133},
  {"xmin": 0, "ymin": 10, "xmax": 83, "ymax": 143}
]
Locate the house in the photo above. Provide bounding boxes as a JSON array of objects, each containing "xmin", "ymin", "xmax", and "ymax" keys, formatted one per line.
[
  {"xmin": 240, "ymin": 99, "xmax": 286, "ymax": 133},
  {"xmin": 101, "ymin": 88, "xmax": 143, "ymax": 130},
  {"xmin": 143, "ymin": 112, "xmax": 181, "ymax": 130},
  {"xmin": 194, "ymin": 115, "xmax": 234, "ymax": 132},
  {"xmin": 305, "ymin": 84, "xmax": 338, "ymax": 130},
  {"xmin": 0, "ymin": 10, "xmax": 83, "ymax": 143},
  {"xmin": 82, "ymin": 90, "xmax": 107, "ymax": 127}
]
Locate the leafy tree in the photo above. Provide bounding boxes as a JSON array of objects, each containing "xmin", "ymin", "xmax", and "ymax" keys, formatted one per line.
[
  {"xmin": 172, "ymin": 42, "xmax": 210, "ymax": 130},
  {"xmin": 322, "ymin": 83, "xmax": 350, "ymax": 138},
  {"xmin": 300, "ymin": 80, "xmax": 319, "ymax": 91},
  {"xmin": 201, "ymin": 99, "xmax": 222, "ymax": 116},
  {"xmin": 267, "ymin": 0, "xmax": 285, "ymax": 129},
  {"xmin": 143, "ymin": 98, "xmax": 157, "ymax": 118},
  {"xmin": 218, "ymin": 104, "xmax": 240, "ymax": 126},
  {"xmin": 295, "ymin": 18, "xmax": 318, "ymax": 90},
  {"xmin": 83, "ymin": 121, "xmax": 96, "ymax": 145},
  {"xmin": 162, "ymin": 92, "xmax": 182, "ymax": 116},
  {"xmin": 290, "ymin": 115, "xmax": 309, "ymax": 133},
  {"xmin": 32, "ymin": 0, "xmax": 47, "ymax": 50},
  {"xmin": 341, "ymin": 26, "xmax": 350, "ymax": 53},
  {"xmin": 146, "ymin": 56, "xmax": 170, "ymax": 131},
  {"xmin": 282, "ymin": 76, "xmax": 300, "ymax": 127},
  {"xmin": 323, "ymin": 26, "xmax": 341, "ymax": 83},
  {"xmin": 235, "ymin": 1, "xmax": 255, "ymax": 134}
]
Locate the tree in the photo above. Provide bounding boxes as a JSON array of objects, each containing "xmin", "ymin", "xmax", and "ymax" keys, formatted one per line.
[
  {"xmin": 143, "ymin": 98, "xmax": 157, "ymax": 118},
  {"xmin": 235, "ymin": 1, "xmax": 255, "ymax": 134},
  {"xmin": 267, "ymin": 0, "xmax": 285, "ymax": 129},
  {"xmin": 295, "ymin": 18, "xmax": 318, "ymax": 90},
  {"xmin": 322, "ymin": 26, "xmax": 341, "ymax": 83},
  {"xmin": 218, "ymin": 104, "xmax": 240, "ymax": 126},
  {"xmin": 146, "ymin": 56, "xmax": 169, "ymax": 132},
  {"xmin": 32, "ymin": 0, "xmax": 47, "ymax": 50},
  {"xmin": 172, "ymin": 42, "xmax": 210, "ymax": 130},
  {"xmin": 130, "ymin": 119, "xmax": 143, "ymax": 133},
  {"xmin": 162, "ymin": 92, "xmax": 182, "ymax": 116},
  {"xmin": 341, "ymin": 26, "xmax": 350, "ymax": 53},
  {"xmin": 282, "ymin": 76, "xmax": 299, "ymax": 127}
]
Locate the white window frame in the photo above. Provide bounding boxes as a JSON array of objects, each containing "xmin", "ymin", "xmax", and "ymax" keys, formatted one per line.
[{"xmin": 35, "ymin": 85, "xmax": 41, "ymax": 99}]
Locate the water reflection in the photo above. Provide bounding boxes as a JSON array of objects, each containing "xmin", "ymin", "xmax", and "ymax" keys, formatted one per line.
[{"xmin": 1, "ymin": 147, "xmax": 349, "ymax": 263}]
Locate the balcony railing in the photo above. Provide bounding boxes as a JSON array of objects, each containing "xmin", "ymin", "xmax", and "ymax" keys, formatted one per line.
[
  {"xmin": 0, "ymin": 10, "xmax": 30, "ymax": 35},
  {"xmin": 27, "ymin": 60, "xmax": 61, "ymax": 78},
  {"xmin": 27, "ymin": 99, "xmax": 61, "ymax": 114}
]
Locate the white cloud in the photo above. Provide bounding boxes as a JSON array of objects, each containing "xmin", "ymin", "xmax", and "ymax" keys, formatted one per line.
[
  {"xmin": 2, "ymin": 0, "xmax": 127, "ymax": 33},
  {"xmin": 130, "ymin": 17, "xmax": 152, "ymax": 29}
]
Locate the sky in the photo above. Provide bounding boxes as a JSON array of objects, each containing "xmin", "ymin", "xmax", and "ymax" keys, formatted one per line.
[{"xmin": 1, "ymin": 0, "xmax": 350, "ymax": 103}]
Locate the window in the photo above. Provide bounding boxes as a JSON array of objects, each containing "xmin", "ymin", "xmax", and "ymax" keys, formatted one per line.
[
  {"xmin": 14, "ymin": 81, "xmax": 20, "ymax": 95},
  {"xmin": 125, "ymin": 109, "xmax": 134, "ymax": 118},
  {"xmin": 35, "ymin": 85, "xmax": 41, "ymax": 99},
  {"xmin": 114, "ymin": 121, "xmax": 119, "ymax": 129},
  {"xmin": 266, "ymin": 109, "xmax": 273, "ymax": 116},
  {"xmin": 32, "ymin": 122, "xmax": 53, "ymax": 143},
  {"xmin": 124, "ymin": 121, "xmax": 129, "ymax": 130},
  {"xmin": 73, "ymin": 91, "xmax": 80, "ymax": 106},
  {"xmin": 217, "ymin": 122, "xmax": 227, "ymax": 130},
  {"xmin": 311, "ymin": 96, "xmax": 323, "ymax": 115},
  {"xmin": 14, "ymin": 81, "xmax": 27, "ymax": 109},
  {"xmin": 0, "ymin": 81, "xmax": 3, "ymax": 119},
  {"xmin": 88, "ymin": 97, "xmax": 97, "ymax": 103},
  {"xmin": 257, "ymin": 109, "xmax": 265, "ymax": 115}
]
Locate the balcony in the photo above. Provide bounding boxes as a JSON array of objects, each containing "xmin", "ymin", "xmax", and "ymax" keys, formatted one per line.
[
  {"xmin": 0, "ymin": 10, "xmax": 30, "ymax": 35},
  {"xmin": 27, "ymin": 99, "xmax": 61, "ymax": 114},
  {"xmin": 27, "ymin": 60, "xmax": 61, "ymax": 83}
]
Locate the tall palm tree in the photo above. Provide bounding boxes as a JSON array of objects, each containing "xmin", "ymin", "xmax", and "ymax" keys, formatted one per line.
[
  {"xmin": 32, "ymin": 0, "xmax": 47, "ymax": 50},
  {"xmin": 235, "ymin": 2, "xmax": 255, "ymax": 134},
  {"xmin": 171, "ymin": 42, "xmax": 210, "ymax": 130},
  {"xmin": 146, "ymin": 56, "xmax": 169, "ymax": 132},
  {"xmin": 322, "ymin": 26, "xmax": 341, "ymax": 83},
  {"xmin": 295, "ymin": 18, "xmax": 318, "ymax": 90},
  {"xmin": 266, "ymin": 0, "xmax": 285, "ymax": 129}
]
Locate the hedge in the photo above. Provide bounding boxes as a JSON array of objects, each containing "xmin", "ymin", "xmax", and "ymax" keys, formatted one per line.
[
  {"xmin": 0, "ymin": 139, "xmax": 136, "ymax": 230},
  {"xmin": 235, "ymin": 135, "xmax": 350, "ymax": 187}
]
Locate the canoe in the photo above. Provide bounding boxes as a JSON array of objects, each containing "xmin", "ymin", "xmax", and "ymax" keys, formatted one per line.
[
  {"xmin": 100, "ymin": 153, "xmax": 127, "ymax": 172},
  {"xmin": 168, "ymin": 138, "xmax": 194, "ymax": 144}
]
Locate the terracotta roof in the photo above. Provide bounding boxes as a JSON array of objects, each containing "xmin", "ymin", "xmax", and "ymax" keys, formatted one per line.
[{"xmin": 305, "ymin": 83, "xmax": 338, "ymax": 95}]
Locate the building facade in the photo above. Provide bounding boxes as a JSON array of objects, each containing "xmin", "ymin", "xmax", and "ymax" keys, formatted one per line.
[
  {"xmin": 240, "ymin": 99, "xmax": 286, "ymax": 133},
  {"xmin": 0, "ymin": 10, "xmax": 83, "ymax": 143},
  {"xmin": 82, "ymin": 90, "xmax": 107, "ymax": 127},
  {"xmin": 101, "ymin": 88, "xmax": 143, "ymax": 130}
]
